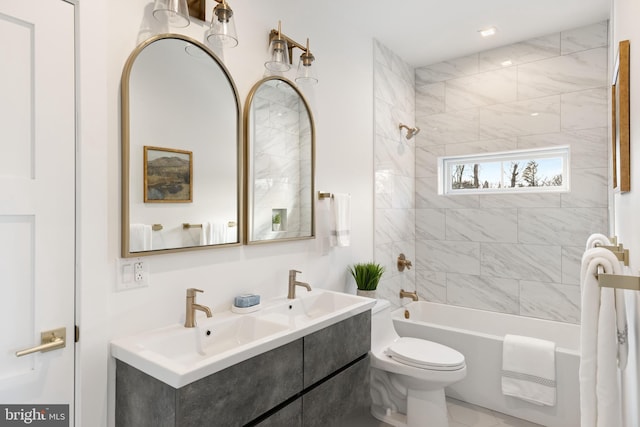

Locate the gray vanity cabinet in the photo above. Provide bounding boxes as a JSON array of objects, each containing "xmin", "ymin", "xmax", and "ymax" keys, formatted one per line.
[
  {"xmin": 115, "ymin": 311, "xmax": 371, "ymax": 426},
  {"xmin": 303, "ymin": 310, "xmax": 371, "ymax": 387},
  {"xmin": 302, "ymin": 355, "xmax": 370, "ymax": 427},
  {"xmin": 116, "ymin": 339, "xmax": 303, "ymax": 427}
]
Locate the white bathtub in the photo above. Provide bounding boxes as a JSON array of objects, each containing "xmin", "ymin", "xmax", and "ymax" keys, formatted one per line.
[{"xmin": 392, "ymin": 301, "xmax": 580, "ymax": 427}]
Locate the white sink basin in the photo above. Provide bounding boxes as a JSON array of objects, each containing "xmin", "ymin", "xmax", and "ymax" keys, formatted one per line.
[
  {"xmin": 259, "ymin": 290, "xmax": 369, "ymax": 327},
  {"xmin": 196, "ymin": 315, "xmax": 289, "ymax": 356},
  {"xmin": 110, "ymin": 289, "xmax": 375, "ymax": 388}
]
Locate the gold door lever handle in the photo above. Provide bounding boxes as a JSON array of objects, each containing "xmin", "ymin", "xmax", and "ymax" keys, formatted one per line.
[{"xmin": 16, "ymin": 327, "xmax": 66, "ymax": 357}]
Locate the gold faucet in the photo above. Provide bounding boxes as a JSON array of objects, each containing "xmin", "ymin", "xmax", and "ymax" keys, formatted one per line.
[
  {"xmin": 288, "ymin": 269, "xmax": 312, "ymax": 299},
  {"xmin": 399, "ymin": 289, "xmax": 419, "ymax": 301},
  {"xmin": 185, "ymin": 288, "xmax": 213, "ymax": 328}
]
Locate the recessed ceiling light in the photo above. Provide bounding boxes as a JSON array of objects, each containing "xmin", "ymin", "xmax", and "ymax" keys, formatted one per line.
[
  {"xmin": 501, "ymin": 60, "xmax": 512, "ymax": 67},
  {"xmin": 530, "ymin": 112, "xmax": 540, "ymax": 117},
  {"xmin": 479, "ymin": 27, "xmax": 497, "ymax": 38}
]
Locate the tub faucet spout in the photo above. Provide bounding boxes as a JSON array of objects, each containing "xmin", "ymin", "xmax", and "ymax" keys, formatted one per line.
[
  {"xmin": 399, "ymin": 289, "xmax": 419, "ymax": 301},
  {"xmin": 288, "ymin": 269, "xmax": 312, "ymax": 299},
  {"xmin": 185, "ymin": 288, "xmax": 213, "ymax": 328}
]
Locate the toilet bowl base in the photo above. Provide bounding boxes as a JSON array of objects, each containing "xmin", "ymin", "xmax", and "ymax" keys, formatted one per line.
[
  {"xmin": 408, "ymin": 388, "xmax": 448, "ymax": 427},
  {"xmin": 371, "ymin": 404, "xmax": 408, "ymax": 427},
  {"xmin": 371, "ymin": 388, "xmax": 449, "ymax": 427}
]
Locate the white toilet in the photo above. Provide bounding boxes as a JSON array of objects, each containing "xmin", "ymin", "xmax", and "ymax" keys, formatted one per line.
[{"xmin": 370, "ymin": 299, "xmax": 466, "ymax": 427}]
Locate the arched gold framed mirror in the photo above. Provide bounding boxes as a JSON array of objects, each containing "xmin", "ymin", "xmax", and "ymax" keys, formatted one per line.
[
  {"xmin": 121, "ymin": 34, "xmax": 242, "ymax": 257},
  {"xmin": 244, "ymin": 77, "xmax": 315, "ymax": 244}
]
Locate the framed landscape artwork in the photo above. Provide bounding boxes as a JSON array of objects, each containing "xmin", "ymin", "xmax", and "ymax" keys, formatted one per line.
[
  {"xmin": 144, "ymin": 146, "xmax": 193, "ymax": 203},
  {"xmin": 612, "ymin": 40, "xmax": 630, "ymax": 193}
]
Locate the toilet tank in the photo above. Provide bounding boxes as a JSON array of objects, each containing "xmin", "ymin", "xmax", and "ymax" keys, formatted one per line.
[{"xmin": 371, "ymin": 299, "xmax": 400, "ymax": 352}]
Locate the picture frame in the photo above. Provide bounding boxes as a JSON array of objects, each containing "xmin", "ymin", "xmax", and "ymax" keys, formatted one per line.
[
  {"xmin": 144, "ymin": 146, "xmax": 193, "ymax": 203},
  {"xmin": 612, "ymin": 40, "xmax": 630, "ymax": 193}
]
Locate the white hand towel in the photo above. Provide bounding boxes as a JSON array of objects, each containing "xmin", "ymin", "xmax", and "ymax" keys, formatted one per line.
[
  {"xmin": 130, "ymin": 224, "xmax": 152, "ymax": 252},
  {"xmin": 580, "ymin": 247, "xmax": 626, "ymax": 427},
  {"xmin": 210, "ymin": 222, "xmax": 227, "ymax": 244},
  {"xmin": 200, "ymin": 222, "xmax": 210, "ymax": 245},
  {"xmin": 586, "ymin": 233, "xmax": 612, "ymax": 249},
  {"xmin": 331, "ymin": 193, "xmax": 351, "ymax": 247},
  {"xmin": 501, "ymin": 334, "xmax": 556, "ymax": 406}
]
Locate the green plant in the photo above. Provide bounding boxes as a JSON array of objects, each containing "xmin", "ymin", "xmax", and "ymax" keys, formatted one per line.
[
  {"xmin": 349, "ymin": 262, "xmax": 385, "ymax": 291},
  {"xmin": 272, "ymin": 213, "xmax": 281, "ymax": 224}
]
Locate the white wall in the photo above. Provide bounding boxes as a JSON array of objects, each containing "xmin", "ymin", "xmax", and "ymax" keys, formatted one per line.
[
  {"xmin": 77, "ymin": 1, "xmax": 376, "ymax": 425},
  {"xmin": 611, "ymin": 0, "xmax": 640, "ymax": 425}
]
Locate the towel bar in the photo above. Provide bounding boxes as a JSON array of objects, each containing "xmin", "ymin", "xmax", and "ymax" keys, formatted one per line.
[
  {"xmin": 182, "ymin": 223, "xmax": 203, "ymax": 229},
  {"xmin": 184, "ymin": 222, "xmax": 236, "ymax": 229},
  {"xmin": 595, "ymin": 243, "xmax": 630, "ymax": 266},
  {"xmin": 318, "ymin": 191, "xmax": 333, "ymax": 200},
  {"xmin": 596, "ymin": 265, "xmax": 640, "ymax": 291},
  {"xmin": 152, "ymin": 224, "xmax": 163, "ymax": 231}
]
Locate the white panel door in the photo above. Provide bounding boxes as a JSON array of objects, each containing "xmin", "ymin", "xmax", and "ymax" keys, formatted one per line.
[{"xmin": 0, "ymin": 0, "xmax": 75, "ymax": 423}]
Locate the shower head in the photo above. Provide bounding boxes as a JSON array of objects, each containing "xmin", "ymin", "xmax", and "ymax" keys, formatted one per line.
[{"xmin": 399, "ymin": 123, "xmax": 421, "ymax": 140}]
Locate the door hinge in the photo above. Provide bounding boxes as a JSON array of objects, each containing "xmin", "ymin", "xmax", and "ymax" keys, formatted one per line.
[{"xmin": 75, "ymin": 325, "xmax": 80, "ymax": 343}]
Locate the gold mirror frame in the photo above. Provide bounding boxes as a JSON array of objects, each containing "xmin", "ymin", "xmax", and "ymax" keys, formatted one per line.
[
  {"xmin": 121, "ymin": 34, "xmax": 243, "ymax": 257},
  {"xmin": 612, "ymin": 39, "xmax": 630, "ymax": 193},
  {"xmin": 244, "ymin": 76, "xmax": 316, "ymax": 244}
]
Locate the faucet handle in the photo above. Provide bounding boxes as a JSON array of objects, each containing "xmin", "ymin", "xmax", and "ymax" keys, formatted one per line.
[
  {"xmin": 187, "ymin": 288, "xmax": 204, "ymax": 297},
  {"xmin": 289, "ymin": 269, "xmax": 302, "ymax": 275}
]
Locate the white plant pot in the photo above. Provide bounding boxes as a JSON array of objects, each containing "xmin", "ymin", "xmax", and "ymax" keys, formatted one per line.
[{"xmin": 357, "ymin": 289, "xmax": 377, "ymax": 298}]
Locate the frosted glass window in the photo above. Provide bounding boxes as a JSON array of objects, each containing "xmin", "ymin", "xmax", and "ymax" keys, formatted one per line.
[{"xmin": 439, "ymin": 146, "xmax": 569, "ymax": 195}]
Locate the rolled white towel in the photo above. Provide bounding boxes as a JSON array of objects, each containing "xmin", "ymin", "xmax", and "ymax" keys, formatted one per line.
[
  {"xmin": 585, "ymin": 233, "xmax": 611, "ymax": 249},
  {"xmin": 580, "ymin": 247, "xmax": 626, "ymax": 427}
]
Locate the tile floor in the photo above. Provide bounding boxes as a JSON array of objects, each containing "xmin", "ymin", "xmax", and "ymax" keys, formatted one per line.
[{"xmin": 343, "ymin": 397, "xmax": 544, "ymax": 427}]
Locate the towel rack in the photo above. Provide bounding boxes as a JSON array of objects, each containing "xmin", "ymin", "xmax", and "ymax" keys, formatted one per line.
[
  {"xmin": 184, "ymin": 222, "xmax": 237, "ymax": 229},
  {"xmin": 595, "ymin": 243, "xmax": 630, "ymax": 266},
  {"xmin": 182, "ymin": 223, "xmax": 202, "ymax": 229},
  {"xmin": 152, "ymin": 224, "xmax": 163, "ymax": 231},
  {"xmin": 597, "ymin": 265, "xmax": 640, "ymax": 291},
  {"xmin": 318, "ymin": 191, "xmax": 333, "ymax": 200}
]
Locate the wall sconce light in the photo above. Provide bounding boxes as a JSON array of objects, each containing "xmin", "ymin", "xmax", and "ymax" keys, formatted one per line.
[
  {"xmin": 153, "ymin": 0, "xmax": 238, "ymax": 48},
  {"xmin": 296, "ymin": 39, "xmax": 317, "ymax": 84},
  {"xmin": 205, "ymin": 0, "xmax": 238, "ymax": 48},
  {"xmin": 265, "ymin": 21, "xmax": 318, "ymax": 84},
  {"xmin": 265, "ymin": 21, "xmax": 291, "ymax": 72},
  {"xmin": 153, "ymin": 0, "xmax": 190, "ymax": 28}
]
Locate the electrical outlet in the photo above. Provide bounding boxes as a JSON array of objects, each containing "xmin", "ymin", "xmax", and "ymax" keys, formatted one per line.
[{"xmin": 116, "ymin": 258, "xmax": 149, "ymax": 291}]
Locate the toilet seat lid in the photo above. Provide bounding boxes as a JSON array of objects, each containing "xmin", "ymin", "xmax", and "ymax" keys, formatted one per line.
[{"xmin": 386, "ymin": 337, "xmax": 465, "ymax": 371}]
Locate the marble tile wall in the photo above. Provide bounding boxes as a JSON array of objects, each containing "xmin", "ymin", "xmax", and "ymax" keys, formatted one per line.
[
  {"xmin": 411, "ymin": 21, "xmax": 609, "ymax": 323},
  {"xmin": 373, "ymin": 40, "xmax": 416, "ymax": 305}
]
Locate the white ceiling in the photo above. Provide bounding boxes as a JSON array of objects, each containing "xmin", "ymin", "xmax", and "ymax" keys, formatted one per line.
[{"xmin": 339, "ymin": 0, "xmax": 611, "ymax": 67}]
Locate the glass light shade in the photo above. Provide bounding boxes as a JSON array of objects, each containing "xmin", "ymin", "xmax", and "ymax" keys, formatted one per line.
[
  {"xmin": 205, "ymin": 2, "xmax": 238, "ymax": 48},
  {"xmin": 295, "ymin": 53, "xmax": 318, "ymax": 85},
  {"xmin": 265, "ymin": 38, "xmax": 291, "ymax": 72},
  {"xmin": 152, "ymin": 0, "xmax": 190, "ymax": 28}
]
